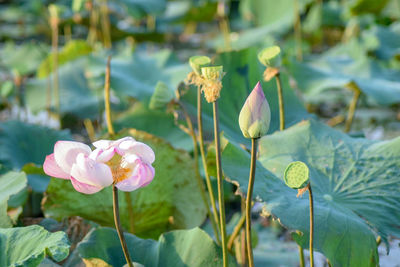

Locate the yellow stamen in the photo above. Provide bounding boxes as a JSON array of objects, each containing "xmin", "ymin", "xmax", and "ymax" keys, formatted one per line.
[{"xmin": 106, "ymin": 154, "xmax": 132, "ymax": 183}]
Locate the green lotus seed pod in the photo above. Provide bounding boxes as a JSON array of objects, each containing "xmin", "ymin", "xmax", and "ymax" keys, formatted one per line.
[
  {"xmin": 284, "ymin": 161, "xmax": 309, "ymax": 189},
  {"xmin": 258, "ymin": 46, "xmax": 281, "ymax": 67},
  {"xmin": 201, "ymin": 66, "xmax": 223, "ymax": 80},
  {"xmin": 189, "ymin": 56, "xmax": 211, "ymax": 75},
  {"xmin": 149, "ymin": 81, "xmax": 174, "ymax": 110}
]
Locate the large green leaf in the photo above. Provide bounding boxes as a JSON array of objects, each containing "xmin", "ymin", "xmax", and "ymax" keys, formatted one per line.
[
  {"xmin": 0, "ymin": 121, "xmax": 72, "ymax": 192},
  {"xmin": 113, "ymin": 0, "xmax": 167, "ymax": 19},
  {"xmin": 0, "ymin": 42, "xmax": 46, "ymax": 76},
  {"xmin": 88, "ymin": 49, "xmax": 189, "ymax": 102},
  {"xmin": 37, "ymin": 40, "xmax": 93, "ymax": 78},
  {"xmin": 182, "ymin": 47, "xmax": 311, "ymax": 144},
  {"xmin": 222, "ymin": 120, "xmax": 400, "ymax": 266},
  {"xmin": 43, "ymin": 129, "xmax": 206, "ymax": 239},
  {"xmin": 288, "ymin": 40, "xmax": 400, "ymax": 105},
  {"xmin": 239, "ymin": 0, "xmax": 311, "ymax": 35},
  {"xmin": 25, "ymin": 58, "xmax": 102, "ymax": 119},
  {"xmin": 77, "ymin": 227, "xmax": 236, "ymax": 267},
  {"xmin": 0, "ymin": 225, "xmax": 69, "ymax": 267},
  {"xmin": 349, "ymin": 0, "xmax": 390, "ymax": 15},
  {"xmin": 361, "ymin": 24, "xmax": 400, "ymax": 60},
  {"xmin": 115, "ymin": 103, "xmax": 192, "ymax": 150},
  {"xmin": 0, "ymin": 171, "xmax": 27, "ymax": 227}
]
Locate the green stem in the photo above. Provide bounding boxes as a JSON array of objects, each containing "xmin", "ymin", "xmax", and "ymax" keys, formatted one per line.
[
  {"xmin": 213, "ymin": 101, "xmax": 228, "ymax": 267},
  {"xmin": 294, "ymin": 0, "xmax": 303, "ymax": 61},
  {"xmin": 112, "ymin": 184, "xmax": 133, "ymax": 267},
  {"xmin": 245, "ymin": 138, "xmax": 258, "ymax": 267},
  {"xmin": 308, "ymin": 184, "xmax": 314, "ymax": 267},
  {"xmin": 218, "ymin": 1, "xmax": 231, "ymax": 51},
  {"xmin": 275, "ymin": 74, "xmax": 285, "ymax": 131},
  {"xmin": 227, "ymin": 212, "xmax": 246, "ymax": 251},
  {"xmin": 180, "ymin": 102, "xmax": 220, "ymax": 244},
  {"xmin": 104, "ymin": 56, "xmax": 115, "ymax": 136},
  {"xmin": 197, "ymin": 86, "xmax": 221, "ymax": 241},
  {"xmin": 50, "ymin": 14, "xmax": 60, "ymax": 122},
  {"xmin": 299, "ymin": 245, "xmax": 305, "ymax": 267},
  {"xmin": 345, "ymin": 87, "xmax": 361, "ymax": 133},
  {"xmin": 100, "ymin": 0, "xmax": 112, "ymax": 48}
]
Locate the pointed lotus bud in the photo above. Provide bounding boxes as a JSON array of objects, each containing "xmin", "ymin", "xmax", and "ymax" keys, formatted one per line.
[
  {"xmin": 189, "ymin": 56, "xmax": 211, "ymax": 75},
  {"xmin": 200, "ymin": 66, "xmax": 224, "ymax": 103},
  {"xmin": 238, "ymin": 82, "xmax": 271, "ymax": 139}
]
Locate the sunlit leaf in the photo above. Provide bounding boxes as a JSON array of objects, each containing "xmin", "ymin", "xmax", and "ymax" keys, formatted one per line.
[
  {"xmin": 77, "ymin": 227, "xmax": 237, "ymax": 267},
  {"xmin": 0, "ymin": 225, "xmax": 69, "ymax": 266},
  {"xmin": 222, "ymin": 120, "xmax": 400, "ymax": 266}
]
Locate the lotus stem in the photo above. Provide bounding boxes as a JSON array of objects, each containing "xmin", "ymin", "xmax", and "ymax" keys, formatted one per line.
[
  {"xmin": 308, "ymin": 184, "xmax": 314, "ymax": 267},
  {"xmin": 100, "ymin": 0, "xmax": 112, "ymax": 48},
  {"xmin": 218, "ymin": 0, "xmax": 231, "ymax": 51},
  {"xmin": 294, "ymin": 0, "xmax": 303, "ymax": 61},
  {"xmin": 87, "ymin": 0, "xmax": 99, "ymax": 45},
  {"xmin": 179, "ymin": 102, "xmax": 220, "ymax": 244},
  {"xmin": 50, "ymin": 11, "xmax": 60, "ymax": 122},
  {"xmin": 104, "ymin": 56, "xmax": 115, "ymax": 136},
  {"xmin": 345, "ymin": 85, "xmax": 361, "ymax": 133},
  {"xmin": 213, "ymin": 101, "xmax": 228, "ymax": 267},
  {"xmin": 245, "ymin": 138, "xmax": 258, "ymax": 267},
  {"xmin": 83, "ymin": 119, "xmax": 96, "ymax": 142},
  {"xmin": 197, "ymin": 85, "xmax": 221, "ymax": 242},
  {"xmin": 299, "ymin": 245, "xmax": 305, "ymax": 267},
  {"xmin": 227, "ymin": 212, "xmax": 246, "ymax": 251},
  {"xmin": 275, "ymin": 74, "xmax": 285, "ymax": 131},
  {"xmin": 112, "ymin": 184, "xmax": 133, "ymax": 267}
]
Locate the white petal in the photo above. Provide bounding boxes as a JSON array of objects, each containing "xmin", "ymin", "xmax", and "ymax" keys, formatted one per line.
[
  {"xmin": 90, "ymin": 148, "xmax": 116, "ymax": 162},
  {"xmin": 71, "ymin": 154, "xmax": 113, "ymax": 187},
  {"xmin": 120, "ymin": 141, "xmax": 155, "ymax": 164},
  {"xmin": 92, "ymin": 139, "xmax": 113, "ymax": 149},
  {"xmin": 116, "ymin": 161, "xmax": 155, "ymax": 191},
  {"xmin": 54, "ymin": 141, "xmax": 92, "ymax": 174}
]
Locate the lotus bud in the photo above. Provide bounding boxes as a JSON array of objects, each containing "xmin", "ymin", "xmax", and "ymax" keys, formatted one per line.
[
  {"xmin": 200, "ymin": 66, "xmax": 224, "ymax": 103},
  {"xmin": 238, "ymin": 82, "xmax": 271, "ymax": 139},
  {"xmin": 258, "ymin": 46, "xmax": 281, "ymax": 81}
]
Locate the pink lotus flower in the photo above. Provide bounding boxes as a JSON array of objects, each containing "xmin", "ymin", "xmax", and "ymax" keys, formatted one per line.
[{"xmin": 43, "ymin": 137, "xmax": 155, "ymax": 194}]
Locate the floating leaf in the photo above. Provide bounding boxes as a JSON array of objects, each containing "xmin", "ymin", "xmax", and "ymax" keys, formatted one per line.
[
  {"xmin": 88, "ymin": 49, "xmax": 190, "ymax": 102},
  {"xmin": 77, "ymin": 227, "xmax": 236, "ymax": 267},
  {"xmin": 289, "ymin": 40, "xmax": 400, "ymax": 105},
  {"xmin": 115, "ymin": 103, "xmax": 192, "ymax": 150},
  {"xmin": 222, "ymin": 120, "xmax": 400, "ymax": 266},
  {"xmin": 43, "ymin": 129, "xmax": 206, "ymax": 238},
  {"xmin": 0, "ymin": 121, "xmax": 72, "ymax": 192},
  {"xmin": 0, "ymin": 171, "xmax": 27, "ymax": 227},
  {"xmin": 26, "ymin": 58, "xmax": 102, "ymax": 119},
  {"xmin": 0, "ymin": 225, "xmax": 69, "ymax": 266},
  {"xmin": 0, "ymin": 42, "xmax": 46, "ymax": 76},
  {"xmin": 113, "ymin": 0, "xmax": 167, "ymax": 19},
  {"xmin": 37, "ymin": 40, "xmax": 92, "ymax": 78}
]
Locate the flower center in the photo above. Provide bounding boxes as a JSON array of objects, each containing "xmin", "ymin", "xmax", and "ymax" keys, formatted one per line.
[{"xmin": 106, "ymin": 154, "xmax": 132, "ymax": 183}]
